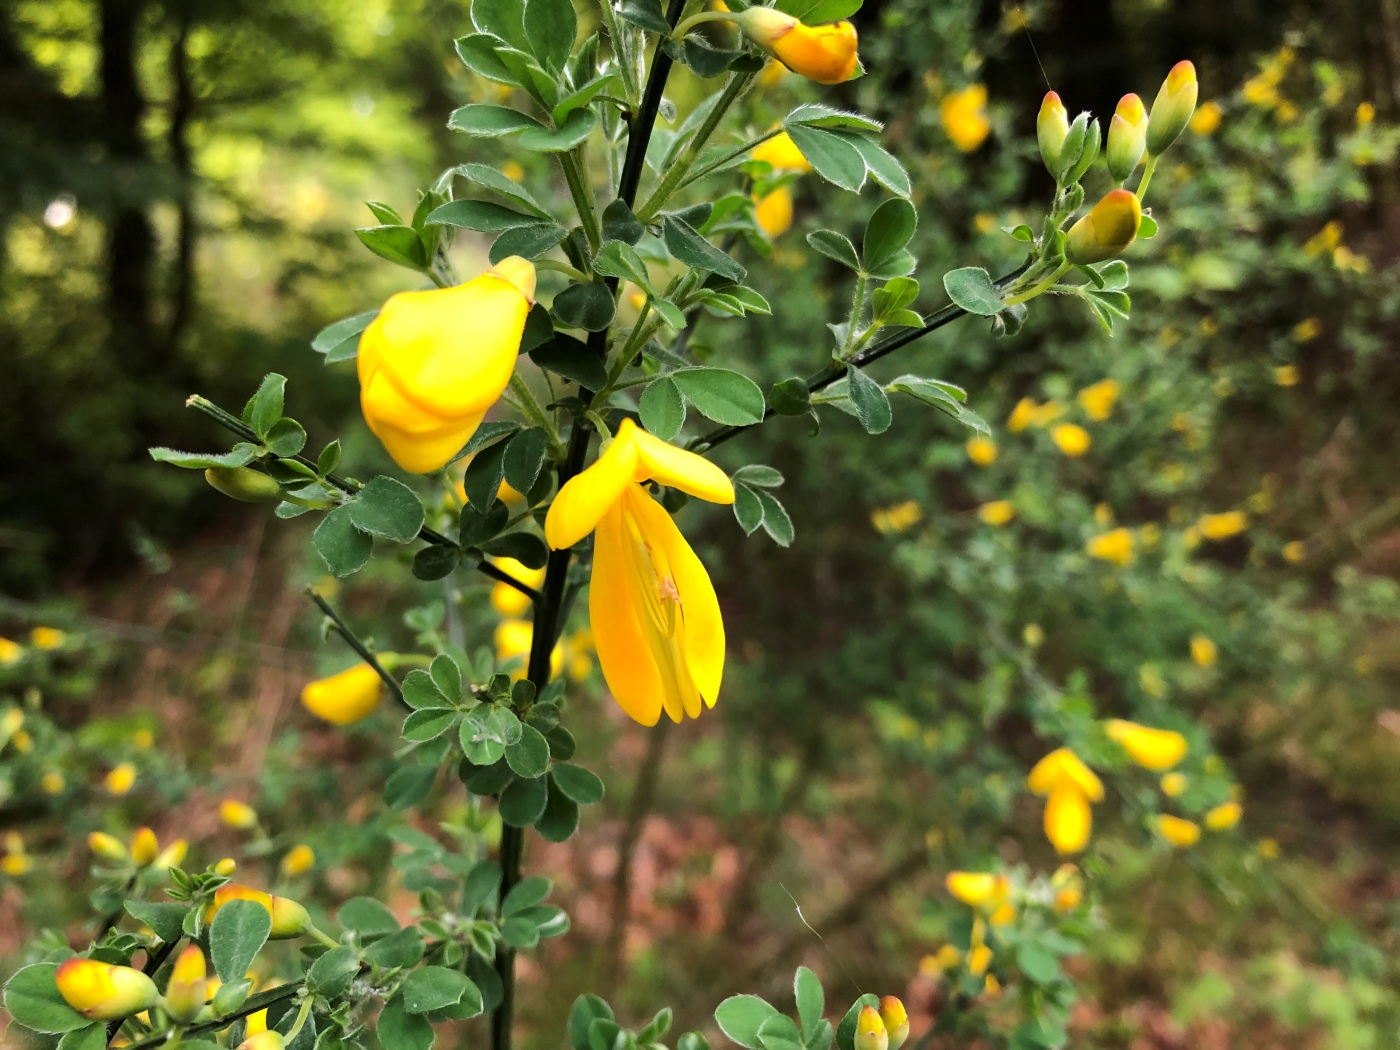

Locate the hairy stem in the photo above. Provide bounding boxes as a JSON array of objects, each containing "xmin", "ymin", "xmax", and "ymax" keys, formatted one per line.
[{"xmin": 560, "ymin": 148, "xmax": 603, "ymax": 251}]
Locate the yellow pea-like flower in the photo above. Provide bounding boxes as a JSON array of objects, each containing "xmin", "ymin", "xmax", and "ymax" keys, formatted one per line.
[
  {"xmin": 941, "ymin": 84, "xmax": 991, "ymax": 152},
  {"xmin": 733, "ymin": 8, "xmax": 859, "ymax": 85},
  {"xmin": 106, "ymin": 763, "xmax": 136, "ymax": 796},
  {"xmin": 495, "ymin": 619, "xmax": 563, "ymax": 680},
  {"xmin": 41, "ymin": 770, "xmax": 65, "ymax": 794},
  {"xmin": 1028, "ymin": 748, "xmax": 1103, "ymax": 855},
  {"xmin": 55, "ymin": 959, "xmax": 159, "ymax": 1021},
  {"xmin": 1105, "ymin": 719, "xmax": 1188, "ymax": 771},
  {"xmin": 945, "ymin": 871, "xmax": 1005, "ymax": 908},
  {"xmin": 0, "ymin": 638, "xmax": 21, "ymax": 665},
  {"xmin": 1160, "ymin": 772, "xmax": 1188, "ymax": 797},
  {"xmin": 1190, "ymin": 633, "xmax": 1217, "ymax": 667},
  {"xmin": 31, "ymin": 626, "xmax": 66, "ymax": 650},
  {"xmin": 751, "ymin": 132, "xmax": 812, "ymax": 173},
  {"xmin": 1037, "ymin": 91, "xmax": 1070, "ymax": 173},
  {"xmin": 1087, "ymin": 527, "xmax": 1135, "ymax": 567},
  {"xmin": 1191, "ymin": 100, "xmax": 1222, "ymax": 135},
  {"xmin": 1077, "ymin": 379, "xmax": 1119, "ymax": 421},
  {"xmin": 753, "ymin": 186, "xmax": 794, "ymax": 239},
  {"xmin": 965, "ymin": 436, "xmax": 997, "ymax": 466},
  {"xmin": 1198, "ymin": 510, "xmax": 1247, "ymax": 540},
  {"xmin": 490, "ymin": 557, "xmax": 546, "ymax": 618},
  {"xmin": 1050, "ymin": 423, "xmax": 1092, "ymax": 457},
  {"xmin": 280, "ymin": 844, "xmax": 315, "ymax": 877},
  {"xmin": 1147, "ymin": 60, "xmax": 1199, "ymax": 155},
  {"xmin": 545, "ymin": 419, "xmax": 734, "ymax": 726},
  {"xmin": 130, "ymin": 827, "xmax": 159, "ymax": 867},
  {"xmin": 978, "ymin": 500, "xmax": 1016, "ymax": 526},
  {"xmin": 853, "ymin": 1006, "xmax": 888, "ymax": 1050},
  {"xmin": 301, "ymin": 663, "xmax": 383, "ymax": 725},
  {"xmin": 1205, "ymin": 801, "xmax": 1242, "ymax": 830},
  {"xmin": 206, "ymin": 884, "xmax": 312, "ymax": 939},
  {"xmin": 165, "ymin": 946, "xmax": 208, "ymax": 1023},
  {"xmin": 220, "ymin": 799, "xmax": 259, "ymax": 830},
  {"xmin": 1028, "ymin": 748, "xmax": 1104, "ymax": 800},
  {"xmin": 238, "ymin": 1033, "xmax": 285, "ymax": 1050},
  {"xmin": 1107, "ymin": 93, "xmax": 1148, "ymax": 182},
  {"xmin": 878, "ymin": 997, "xmax": 909, "ymax": 1050},
  {"xmin": 1064, "ymin": 190, "xmax": 1141, "ymax": 266},
  {"xmin": 89, "ymin": 832, "xmax": 129, "ymax": 863},
  {"xmin": 1156, "ymin": 814, "xmax": 1201, "ymax": 847},
  {"xmin": 153, "ymin": 839, "xmax": 188, "ymax": 870},
  {"xmin": 358, "ymin": 257, "xmax": 536, "ymax": 474}
]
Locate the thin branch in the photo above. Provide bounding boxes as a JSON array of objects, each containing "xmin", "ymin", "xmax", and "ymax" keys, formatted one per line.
[{"xmin": 306, "ymin": 588, "xmax": 407, "ymax": 710}]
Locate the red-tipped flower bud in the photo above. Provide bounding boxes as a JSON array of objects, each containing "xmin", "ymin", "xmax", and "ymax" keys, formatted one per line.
[
  {"xmin": 878, "ymin": 997, "xmax": 909, "ymax": 1050},
  {"xmin": 1037, "ymin": 92, "xmax": 1070, "ymax": 174},
  {"xmin": 54, "ymin": 959, "xmax": 159, "ymax": 1022},
  {"xmin": 1107, "ymin": 94, "xmax": 1148, "ymax": 182},
  {"xmin": 130, "ymin": 827, "xmax": 159, "ymax": 867},
  {"xmin": 733, "ymin": 8, "xmax": 859, "ymax": 85},
  {"xmin": 237, "ymin": 1033, "xmax": 285, "ymax": 1050},
  {"xmin": 854, "ymin": 1006, "xmax": 889, "ymax": 1050},
  {"xmin": 164, "ymin": 945, "xmax": 208, "ymax": 1023},
  {"xmin": 1065, "ymin": 190, "xmax": 1141, "ymax": 265},
  {"xmin": 1147, "ymin": 61, "xmax": 1199, "ymax": 155}
]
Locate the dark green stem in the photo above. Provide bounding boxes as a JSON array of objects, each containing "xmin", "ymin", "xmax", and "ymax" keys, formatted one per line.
[{"xmin": 306, "ymin": 588, "xmax": 408, "ymax": 709}]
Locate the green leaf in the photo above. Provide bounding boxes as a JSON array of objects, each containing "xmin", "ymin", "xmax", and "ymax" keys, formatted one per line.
[
  {"xmin": 502, "ymin": 875, "xmax": 552, "ymax": 916},
  {"xmin": 662, "ymin": 215, "xmax": 746, "ymax": 281},
  {"xmin": 863, "ymin": 198, "xmax": 917, "ymax": 272},
  {"xmin": 554, "ymin": 73, "xmax": 621, "ymax": 124},
  {"xmin": 592, "ymin": 240, "xmax": 654, "ymax": 291},
  {"xmin": 444, "ymin": 163, "xmax": 550, "ymax": 218},
  {"xmin": 401, "ymin": 967, "xmax": 472, "ymax": 1014},
  {"xmin": 355, "ymin": 226, "xmax": 428, "ymax": 271},
  {"xmin": 550, "ymin": 763, "xmax": 605, "ymax": 804},
  {"xmin": 785, "ymin": 125, "xmax": 867, "ymax": 192},
  {"xmin": 1017, "ymin": 942, "xmax": 1060, "ymax": 985},
  {"xmin": 552, "ymin": 281, "xmax": 616, "ymax": 331},
  {"xmin": 349, "ymin": 476, "xmax": 424, "ymax": 544},
  {"xmin": 942, "ymin": 266, "xmax": 1004, "ymax": 316},
  {"xmin": 384, "ymin": 766, "xmax": 437, "ymax": 810},
  {"xmin": 57, "ymin": 1025, "xmax": 107, "ymax": 1050},
  {"xmin": 364, "ymin": 926, "xmax": 426, "ymax": 969},
  {"xmin": 463, "ymin": 438, "xmax": 509, "ymax": 509},
  {"xmin": 1138, "ymin": 213, "xmax": 1159, "ymax": 238},
  {"xmin": 448, "ymin": 104, "xmax": 544, "ymax": 137},
  {"xmin": 672, "ymin": 367, "xmax": 766, "ymax": 425},
  {"xmin": 403, "ymin": 707, "xmax": 456, "ymax": 742},
  {"xmin": 640, "ymin": 376, "xmax": 686, "ymax": 441},
  {"xmin": 518, "ymin": 109, "xmax": 597, "ymax": 152},
  {"xmin": 757, "ymin": 1015, "xmax": 804, "ymax": 1050},
  {"xmin": 503, "ymin": 428, "xmax": 550, "ymax": 494},
  {"xmin": 210, "ymin": 899, "xmax": 271, "ymax": 983},
  {"xmin": 313, "ymin": 506, "xmax": 372, "ymax": 577},
  {"xmin": 785, "ymin": 102, "xmax": 880, "ymax": 133},
  {"xmin": 491, "ymin": 223, "xmax": 569, "ymax": 263},
  {"xmin": 454, "ymin": 33, "xmax": 518, "ymax": 85},
  {"xmin": 616, "ymin": 0, "xmax": 670, "ymax": 33},
  {"xmin": 732, "ymin": 464, "xmax": 783, "ymax": 488},
  {"xmin": 505, "ymin": 723, "xmax": 551, "ymax": 778},
  {"xmin": 807, "ymin": 230, "xmax": 861, "ymax": 270},
  {"xmin": 755, "ymin": 490, "xmax": 794, "ymax": 546},
  {"xmin": 377, "ymin": 997, "xmax": 433, "ymax": 1050},
  {"xmin": 307, "ymin": 946, "xmax": 360, "ymax": 998},
  {"xmin": 770, "ymin": 378, "xmax": 812, "ymax": 416},
  {"xmin": 483, "ymin": 531, "xmax": 549, "ymax": 568},
  {"xmin": 1096, "ymin": 260, "xmax": 1130, "ymax": 290},
  {"xmin": 601, "ymin": 198, "xmax": 645, "ymax": 245},
  {"xmin": 312, "ymin": 310, "xmax": 377, "ymax": 354},
  {"xmin": 500, "ymin": 773, "xmax": 549, "ymax": 826},
  {"xmin": 845, "ymin": 367, "xmax": 892, "ymax": 435},
  {"xmin": 865, "ymin": 249, "xmax": 917, "ymax": 280},
  {"xmin": 245, "ymin": 373, "xmax": 286, "ymax": 439},
  {"xmin": 531, "ymin": 335, "xmax": 608, "ymax": 389},
  {"xmin": 775, "ymin": 0, "xmax": 863, "ymax": 21},
  {"xmin": 426, "ymin": 199, "xmax": 543, "ymax": 232},
  {"xmin": 125, "ymin": 901, "xmax": 189, "ymax": 943},
  {"xmin": 523, "ymin": 0, "xmax": 576, "ymax": 70},
  {"xmin": 535, "ymin": 773, "xmax": 581, "ymax": 841},
  {"xmin": 338, "ymin": 897, "xmax": 400, "ymax": 937},
  {"xmin": 651, "ymin": 297, "xmax": 688, "ymax": 329},
  {"xmin": 733, "ymin": 485, "xmax": 764, "ymax": 535},
  {"xmin": 473, "ymin": 0, "xmax": 530, "ymax": 47},
  {"xmin": 794, "ymin": 967, "xmax": 824, "ymax": 1039},
  {"xmin": 401, "ymin": 669, "xmax": 449, "ymax": 711},
  {"xmin": 149, "ymin": 444, "xmax": 258, "ymax": 469},
  {"xmin": 413, "ymin": 545, "xmax": 460, "ymax": 581},
  {"xmin": 459, "ymin": 499, "xmax": 510, "ymax": 549},
  {"xmin": 715, "ymin": 995, "xmax": 781, "ymax": 1050},
  {"xmin": 848, "ymin": 136, "xmax": 911, "ymax": 197},
  {"xmin": 1088, "ymin": 288, "xmax": 1131, "ymax": 319},
  {"xmin": 4, "ymin": 965, "xmax": 90, "ymax": 1034},
  {"xmin": 569, "ymin": 996, "xmax": 616, "ymax": 1050}
]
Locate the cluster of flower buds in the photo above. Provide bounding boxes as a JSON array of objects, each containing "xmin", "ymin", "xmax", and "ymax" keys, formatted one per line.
[
  {"xmin": 88, "ymin": 827, "xmax": 187, "ymax": 872},
  {"xmin": 854, "ymin": 997, "xmax": 909, "ymax": 1050}
]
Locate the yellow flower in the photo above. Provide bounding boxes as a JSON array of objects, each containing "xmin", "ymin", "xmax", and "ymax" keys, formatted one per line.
[
  {"xmin": 491, "ymin": 557, "xmax": 546, "ymax": 618},
  {"xmin": 965, "ymin": 436, "xmax": 998, "ymax": 466},
  {"xmin": 1160, "ymin": 772, "xmax": 1188, "ymax": 797},
  {"xmin": 1028, "ymin": 748, "xmax": 1103, "ymax": 855},
  {"xmin": 55, "ymin": 959, "xmax": 159, "ymax": 1022},
  {"xmin": 941, "ymin": 84, "xmax": 991, "ymax": 152},
  {"xmin": 853, "ymin": 1005, "xmax": 888, "ymax": 1050},
  {"xmin": 982, "ymin": 974, "xmax": 1002, "ymax": 998},
  {"xmin": 1357, "ymin": 101, "xmax": 1376, "ymax": 127},
  {"xmin": 1022, "ymin": 623, "xmax": 1044, "ymax": 648},
  {"xmin": 245, "ymin": 1012, "xmax": 269, "ymax": 1038},
  {"xmin": 165, "ymin": 946, "xmax": 208, "ymax": 1023},
  {"xmin": 153, "ymin": 839, "xmax": 188, "ymax": 870},
  {"xmin": 133, "ymin": 728, "xmax": 154, "ymax": 750},
  {"xmin": 751, "ymin": 132, "xmax": 812, "ymax": 173},
  {"xmin": 1282, "ymin": 540, "xmax": 1306, "ymax": 564},
  {"xmin": 1050, "ymin": 423, "xmax": 1091, "ymax": 457},
  {"xmin": 1105, "ymin": 719, "xmax": 1188, "ymax": 771},
  {"xmin": 1205, "ymin": 801, "xmax": 1242, "ymax": 830},
  {"xmin": 1007, "ymin": 397, "xmax": 1037, "ymax": 432},
  {"xmin": 280, "ymin": 844, "xmax": 315, "ymax": 877},
  {"xmin": 31, "ymin": 626, "xmax": 65, "ymax": 650},
  {"xmin": 1304, "ymin": 221, "xmax": 1342, "ymax": 256},
  {"xmin": 1190, "ymin": 100, "xmax": 1222, "ymax": 135},
  {"xmin": 1106, "ymin": 94, "xmax": 1148, "ymax": 181},
  {"xmin": 945, "ymin": 871, "xmax": 1007, "ymax": 908},
  {"xmin": 1147, "ymin": 60, "xmax": 1198, "ymax": 155},
  {"xmin": 131, "ymin": 827, "xmax": 159, "ymax": 867},
  {"xmin": 239, "ymin": 1033, "xmax": 285, "ymax": 1050},
  {"xmin": 1065, "ymin": 190, "xmax": 1141, "ymax": 265},
  {"xmin": 1156, "ymin": 814, "xmax": 1201, "ymax": 847},
  {"xmin": 106, "ymin": 763, "xmax": 136, "ymax": 796},
  {"xmin": 1198, "ymin": 510, "xmax": 1247, "ymax": 540},
  {"xmin": 357, "ymin": 257, "xmax": 536, "ymax": 473},
  {"xmin": 220, "ymin": 799, "xmax": 259, "ymax": 830},
  {"xmin": 89, "ymin": 832, "xmax": 128, "ymax": 862},
  {"xmin": 756, "ymin": 58, "xmax": 788, "ymax": 88},
  {"xmin": 928, "ymin": 944, "xmax": 962, "ymax": 971},
  {"xmin": 544, "ymin": 419, "xmax": 734, "ymax": 726},
  {"xmin": 301, "ymin": 663, "xmax": 382, "ymax": 725},
  {"xmin": 967, "ymin": 942, "xmax": 992, "ymax": 977},
  {"xmin": 495, "ymin": 619, "xmax": 563, "ymax": 680},
  {"xmin": 733, "ymin": 9, "xmax": 859, "ymax": 85},
  {"xmin": 1190, "ymin": 633, "xmax": 1218, "ymax": 667},
  {"xmin": 2, "ymin": 848, "xmax": 31, "ymax": 876},
  {"xmin": 871, "ymin": 501, "xmax": 922, "ymax": 534},
  {"xmin": 0, "ymin": 638, "xmax": 20, "ymax": 665},
  {"xmin": 878, "ymin": 997, "xmax": 909, "ymax": 1050},
  {"xmin": 978, "ymin": 501, "xmax": 1016, "ymax": 526},
  {"xmin": 1273, "ymin": 365, "xmax": 1299, "ymax": 387},
  {"xmin": 1258, "ymin": 838, "xmax": 1279, "ymax": 859},
  {"xmin": 1087, "ymin": 528, "xmax": 1134, "ymax": 566},
  {"xmin": 215, "ymin": 857, "xmax": 237, "ymax": 876},
  {"xmin": 754, "ymin": 186, "xmax": 794, "ymax": 238},
  {"xmin": 1293, "ymin": 317, "xmax": 1321, "ymax": 342},
  {"xmin": 566, "ymin": 629, "xmax": 595, "ymax": 682},
  {"xmin": 1094, "ymin": 503, "xmax": 1114, "ymax": 526},
  {"xmin": 989, "ymin": 901, "xmax": 1017, "ymax": 926},
  {"xmin": 41, "ymin": 770, "xmax": 65, "ymax": 794},
  {"xmin": 206, "ymin": 884, "xmax": 311, "ymax": 939},
  {"xmin": 1051, "ymin": 863, "xmax": 1083, "ymax": 911},
  {"xmin": 1077, "ymin": 379, "xmax": 1119, "ymax": 421},
  {"xmin": 501, "ymin": 160, "xmax": 526, "ymax": 183},
  {"xmin": 1037, "ymin": 91, "xmax": 1070, "ymax": 173}
]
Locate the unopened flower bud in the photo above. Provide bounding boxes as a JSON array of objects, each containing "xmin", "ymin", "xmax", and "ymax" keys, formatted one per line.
[
  {"xmin": 88, "ymin": 832, "xmax": 129, "ymax": 863},
  {"xmin": 130, "ymin": 827, "xmax": 159, "ymax": 867},
  {"xmin": 1065, "ymin": 190, "xmax": 1141, "ymax": 265},
  {"xmin": 164, "ymin": 945, "xmax": 208, "ymax": 1023},
  {"xmin": 204, "ymin": 467, "xmax": 282, "ymax": 503},
  {"xmin": 1056, "ymin": 113, "xmax": 1101, "ymax": 186},
  {"xmin": 215, "ymin": 857, "xmax": 237, "ymax": 876},
  {"xmin": 54, "ymin": 958, "xmax": 159, "ymax": 1022},
  {"xmin": 878, "ymin": 997, "xmax": 909, "ymax": 1050},
  {"xmin": 280, "ymin": 844, "xmax": 315, "ymax": 877},
  {"xmin": 854, "ymin": 1005, "xmax": 888, "ymax": 1050},
  {"xmin": 206, "ymin": 883, "xmax": 313, "ymax": 939},
  {"xmin": 1106, "ymin": 94, "xmax": 1148, "ymax": 182},
  {"xmin": 733, "ymin": 8, "xmax": 859, "ymax": 85},
  {"xmin": 219, "ymin": 799, "xmax": 259, "ymax": 830},
  {"xmin": 153, "ymin": 839, "xmax": 188, "ymax": 870},
  {"xmin": 1147, "ymin": 60, "xmax": 1199, "ymax": 155},
  {"xmin": 1037, "ymin": 92, "xmax": 1070, "ymax": 174},
  {"xmin": 238, "ymin": 1033, "xmax": 285, "ymax": 1050}
]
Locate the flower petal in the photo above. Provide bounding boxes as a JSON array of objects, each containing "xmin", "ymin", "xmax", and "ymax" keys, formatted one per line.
[
  {"xmin": 1044, "ymin": 785, "xmax": 1091, "ymax": 854},
  {"xmin": 545, "ymin": 432, "xmax": 639, "ymax": 549},
  {"xmin": 632, "ymin": 426, "xmax": 735, "ymax": 505},
  {"xmin": 589, "ymin": 501, "xmax": 663, "ymax": 726}
]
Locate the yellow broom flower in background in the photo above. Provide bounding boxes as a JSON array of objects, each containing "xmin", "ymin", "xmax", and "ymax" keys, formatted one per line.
[
  {"xmin": 301, "ymin": 663, "xmax": 382, "ymax": 725},
  {"xmin": 1105, "ymin": 719, "xmax": 1188, "ymax": 771},
  {"xmin": 1156, "ymin": 814, "xmax": 1201, "ymax": 847},
  {"xmin": 54, "ymin": 959, "xmax": 158, "ymax": 1021},
  {"xmin": 945, "ymin": 871, "xmax": 1008, "ymax": 908},
  {"xmin": 1087, "ymin": 527, "xmax": 1135, "ymax": 566},
  {"xmin": 978, "ymin": 501, "xmax": 1016, "ymax": 526},
  {"xmin": 941, "ymin": 84, "xmax": 991, "ymax": 152},
  {"xmin": 871, "ymin": 501, "xmax": 922, "ymax": 534},
  {"xmin": 751, "ymin": 132, "xmax": 812, "ymax": 173},
  {"xmin": 105, "ymin": 763, "xmax": 136, "ymax": 796},
  {"xmin": 754, "ymin": 185, "xmax": 795, "ymax": 238},
  {"xmin": 31, "ymin": 627, "xmax": 66, "ymax": 650},
  {"xmin": 545, "ymin": 419, "xmax": 734, "ymax": 726},
  {"xmin": 1205, "ymin": 801, "xmax": 1243, "ymax": 830},
  {"xmin": 1198, "ymin": 510, "xmax": 1247, "ymax": 540},
  {"xmin": 1190, "ymin": 634, "xmax": 1217, "ymax": 667},
  {"xmin": 1077, "ymin": 379, "xmax": 1119, "ymax": 421},
  {"xmin": 280, "ymin": 844, "xmax": 315, "ymax": 876},
  {"xmin": 1051, "ymin": 423, "xmax": 1091, "ymax": 456},
  {"xmin": 0, "ymin": 638, "xmax": 20, "ymax": 664},
  {"xmin": 965, "ymin": 436, "xmax": 998, "ymax": 465},
  {"xmin": 1027, "ymin": 748, "xmax": 1104, "ymax": 854},
  {"xmin": 220, "ymin": 799, "xmax": 259, "ymax": 830},
  {"xmin": 358, "ymin": 257, "xmax": 536, "ymax": 473},
  {"xmin": 1160, "ymin": 772, "xmax": 1188, "ymax": 797},
  {"xmin": 491, "ymin": 557, "xmax": 545, "ymax": 617}
]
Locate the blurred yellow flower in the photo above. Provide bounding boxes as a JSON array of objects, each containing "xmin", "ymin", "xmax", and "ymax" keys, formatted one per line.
[
  {"xmin": 1030, "ymin": 400, "xmax": 1065, "ymax": 427},
  {"xmin": 1274, "ymin": 365, "xmax": 1299, "ymax": 387},
  {"xmin": 1139, "ymin": 663, "xmax": 1166, "ymax": 698},
  {"xmin": 1094, "ymin": 503, "xmax": 1114, "ymax": 526},
  {"xmin": 501, "ymin": 160, "xmax": 526, "ymax": 183},
  {"xmin": 1051, "ymin": 423, "xmax": 1091, "ymax": 457},
  {"xmin": 280, "ymin": 844, "xmax": 315, "ymax": 876},
  {"xmin": 872, "ymin": 501, "xmax": 922, "ymax": 534},
  {"xmin": 490, "ymin": 558, "xmax": 546, "ymax": 618},
  {"xmin": 1007, "ymin": 398, "xmax": 1036, "ymax": 432},
  {"xmin": 1105, "ymin": 720, "xmax": 1188, "ymax": 771},
  {"xmin": 301, "ymin": 664, "xmax": 382, "ymax": 725},
  {"xmin": 967, "ymin": 941, "xmax": 992, "ymax": 977},
  {"xmin": 1258, "ymin": 838, "xmax": 1279, "ymax": 859},
  {"xmin": 1205, "ymin": 801, "xmax": 1242, "ymax": 830},
  {"xmin": 1190, "ymin": 634, "xmax": 1217, "ymax": 667},
  {"xmin": 1077, "ymin": 379, "xmax": 1119, "ymax": 421},
  {"xmin": 495, "ymin": 619, "xmax": 563, "ymax": 681},
  {"xmin": 989, "ymin": 902, "xmax": 1016, "ymax": 926},
  {"xmin": 1156, "ymin": 814, "xmax": 1201, "ymax": 847},
  {"xmin": 1293, "ymin": 317, "xmax": 1321, "ymax": 342},
  {"xmin": 1087, "ymin": 528, "xmax": 1134, "ymax": 566},
  {"xmin": 1333, "ymin": 245, "xmax": 1370, "ymax": 273},
  {"xmin": 220, "ymin": 799, "xmax": 259, "ymax": 830},
  {"xmin": 1022, "ymin": 623, "xmax": 1044, "ymax": 648},
  {"xmin": 1357, "ymin": 101, "xmax": 1376, "ymax": 127},
  {"xmin": 965, "ymin": 436, "xmax": 998, "ymax": 466},
  {"xmin": 131, "ymin": 828, "xmax": 159, "ymax": 866},
  {"xmin": 153, "ymin": 839, "xmax": 188, "ymax": 870},
  {"xmin": 89, "ymin": 832, "xmax": 127, "ymax": 862},
  {"xmin": 0, "ymin": 638, "xmax": 21, "ymax": 665},
  {"xmin": 983, "ymin": 974, "xmax": 1002, "ymax": 998},
  {"xmin": 940, "ymin": 84, "xmax": 990, "ymax": 152},
  {"xmin": 41, "ymin": 770, "xmax": 65, "ymax": 794},
  {"xmin": 1304, "ymin": 221, "xmax": 1342, "ymax": 256},
  {"xmin": 133, "ymin": 728, "xmax": 154, "ymax": 750},
  {"xmin": 11, "ymin": 729, "xmax": 32, "ymax": 752},
  {"xmin": 977, "ymin": 501, "xmax": 1016, "ymax": 526},
  {"xmin": 1282, "ymin": 540, "xmax": 1306, "ymax": 564},
  {"xmin": 945, "ymin": 871, "xmax": 1007, "ymax": 907},
  {"xmin": 1160, "ymin": 772, "xmax": 1188, "ymax": 797},
  {"xmin": 106, "ymin": 763, "xmax": 136, "ymax": 796},
  {"xmin": 3, "ymin": 843, "xmax": 31, "ymax": 877},
  {"xmin": 1198, "ymin": 511, "xmax": 1247, "ymax": 540},
  {"xmin": 1028, "ymin": 748, "xmax": 1103, "ymax": 855},
  {"xmin": 1190, "ymin": 100, "xmax": 1222, "ymax": 135},
  {"xmin": 754, "ymin": 186, "xmax": 794, "ymax": 238},
  {"xmin": 751, "ymin": 131, "xmax": 812, "ymax": 173},
  {"xmin": 215, "ymin": 858, "xmax": 237, "ymax": 876},
  {"xmin": 31, "ymin": 627, "xmax": 65, "ymax": 650},
  {"xmin": 1051, "ymin": 863, "xmax": 1082, "ymax": 910}
]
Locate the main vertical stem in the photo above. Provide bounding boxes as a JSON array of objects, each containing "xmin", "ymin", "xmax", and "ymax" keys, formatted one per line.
[{"xmin": 489, "ymin": 6, "xmax": 686, "ymax": 1050}]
